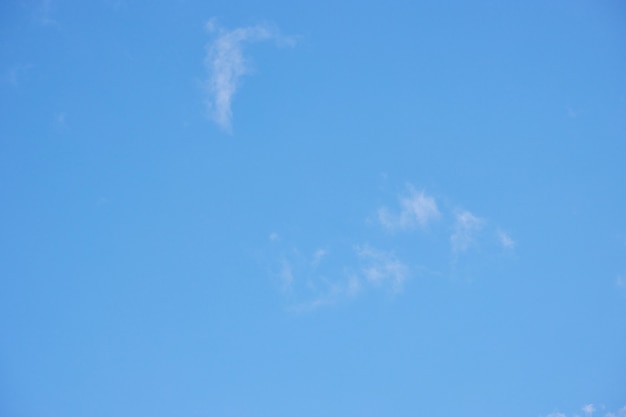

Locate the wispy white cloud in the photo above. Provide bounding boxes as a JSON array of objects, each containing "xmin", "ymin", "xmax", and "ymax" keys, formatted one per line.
[
  {"xmin": 496, "ymin": 229, "xmax": 515, "ymax": 249},
  {"xmin": 378, "ymin": 186, "xmax": 440, "ymax": 231},
  {"xmin": 288, "ymin": 282, "xmax": 344, "ymax": 313},
  {"xmin": 451, "ymin": 210, "xmax": 484, "ymax": 252},
  {"xmin": 55, "ymin": 112, "xmax": 66, "ymax": 125},
  {"xmin": 269, "ymin": 243, "xmax": 350, "ymax": 311},
  {"xmin": 311, "ymin": 248, "xmax": 328, "ymax": 267},
  {"xmin": 33, "ymin": 0, "xmax": 59, "ymax": 27},
  {"xmin": 266, "ymin": 181, "xmax": 516, "ymax": 311},
  {"xmin": 543, "ymin": 404, "xmax": 626, "ymax": 417},
  {"xmin": 278, "ymin": 259, "xmax": 293, "ymax": 292},
  {"xmin": 3, "ymin": 64, "xmax": 32, "ymax": 87},
  {"xmin": 346, "ymin": 274, "xmax": 361, "ymax": 296},
  {"xmin": 268, "ymin": 239, "xmax": 411, "ymax": 312},
  {"xmin": 567, "ymin": 106, "xmax": 579, "ymax": 119},
  {"xmin": 355, "ymin": 245, "xmax": 409, "ymax": 293},
  {"xmin": 583, "ymin": 404, "xmax": 596, "ymax": 416},
  {"xmin": 203, "ymin": 19, "xmax": 294, "ymax": 132},
  {"xmin": 53, "ymin": 111, "xmax": 68, "ymax": 131}
]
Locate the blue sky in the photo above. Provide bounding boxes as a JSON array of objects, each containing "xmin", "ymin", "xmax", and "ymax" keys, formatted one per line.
[{"xmin": 1, "ymin": 1, "xmax": 626, "ymax": 416}]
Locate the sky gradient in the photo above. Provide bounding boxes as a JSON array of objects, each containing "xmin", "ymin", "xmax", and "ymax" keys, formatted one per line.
[{"xmin": 1, "ymin": 1, "xmax": 626, "ymax": 416}]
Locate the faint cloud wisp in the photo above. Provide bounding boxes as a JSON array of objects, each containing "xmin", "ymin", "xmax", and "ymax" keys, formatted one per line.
[
  {"xmin": 278, "ymin": 259, "xmax": 294, "ymax": 292},
  {"xmin": 543, "ymin": 403, "xmax": 626, "ymax": 417},
  {"xmin": 268, "ymin": 236, "xmax": 413, "ymax": 312},
  {"xmin": 616, "ymin": 275, "xmax": 626, "ymax": 290},
  {"xmin": 496, "ymin": 229, "xmax": 515, "ymax": 249},
  {"xmin": 583, "ymin": 404, "xmax": 596, "ymax": 416},
  {"xmin": 203, "ymin": 19, "xmax": 294, "ymax": 132},
  {"xmin": 265, "ymin": 181, "xmax": 516, "ymax": 312},
  {"xmin": 355, "ymin": 245, "xmax": 409, "ymax": 293},
  {"xmin": 378, "ymin": 186, "xmax": 440, "ymax": 231},
  {"xmin": 451, "ymin": 210, "xmax": 484, "ymax": 253}
]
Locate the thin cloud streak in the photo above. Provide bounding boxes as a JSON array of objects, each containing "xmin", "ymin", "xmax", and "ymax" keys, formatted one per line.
[
  {"xmin": 278, "ymin": 259, "xmax": 293, "ymax": 292},
  {"xmin": 269, "ymin": 240, "xmax": 411, "ymax": 312},
  {"xmin": 451, "ymin": 210, "xmax": 484, "ymax": 252},
  {"xmin": 378, "ymin": 187, "xmax": 440, "ymax": 231},
  {"xmin": 288, "ymin": 281, "xmax": 345, "ymax": 313},
  {"xmin": 311, "ymin": 248, "xmax": 327, "ymax": 267},
  {"xmin": 3, "ymin": 64, "xmax": 32, "ymax": 87},
  {"xmin": 543, "ymin": 404, "xmax": 626, "ymax": 417},
  {"xmin": 496, "ymin": 229, "xmax": 515, "ymax": 249},
  {"xmin": 203, "ymin": 20, "xmax": 294, "ymax": 132},
  {"xmin": 355, "ymin": 245, "xmax": 409, "ymax": 293},
  {"xmin": 267, "ymin": 181, "xmax": 516, "ymax": 311},
  {"xmin": 583, "ymin": 404, "xmax": 596, "ymax": 416}
]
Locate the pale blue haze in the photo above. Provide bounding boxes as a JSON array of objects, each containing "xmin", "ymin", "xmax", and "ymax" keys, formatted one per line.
[{"xmin": 1, "ymin": 1, "xmax": 625, "ymax": 416}]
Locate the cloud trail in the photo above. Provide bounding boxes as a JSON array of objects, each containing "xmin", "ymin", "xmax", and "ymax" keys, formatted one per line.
[
  {"xmin": 204, "ymin": 20, "xmax": 293, "ymax": 131},
  {"xmin": 543, "ymin": 403, "xmax": 626, "ymax": 417},
  {"xmin": 378, "ymin": 187, "xmax": 440, "ymax": 231},
  {"xmin": 451, "ymin": 210, "xmax": 484, "ymax": 252},
  {"xmin": 496, "ymin": 229, "xmax": 515, "ymax": 249},
  {"xmin": 268, "ymin": 237, "xmax": 412, "ymax": 312},
  {"xmin": 355, "ymin": 245, "xmax": 409, "ymax": 293},
  {"xmin": 266, "ymin": 181, "xmax": 516, "ymax": 311},
  {"xmin": 582, "ymin": 404, "xmax": 596, "ymax": 416}
]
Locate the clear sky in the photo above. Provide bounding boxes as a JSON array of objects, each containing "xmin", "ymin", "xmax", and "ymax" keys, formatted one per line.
[{"xmin": 1, "ymin": 1, "xmax": 625, "ymax": 416}]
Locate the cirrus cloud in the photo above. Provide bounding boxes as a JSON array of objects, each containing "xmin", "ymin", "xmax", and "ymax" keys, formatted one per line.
[
  {"xmin": 451, "ymin": 209, "xmax": 484, "ymax": 253},
  {"xmin": 265, "ymin": 181, "xmax": 516, "ymax": 311},
  {"xmin": 203, "ymin": 19, "xmax": 295, "ymax": 132},
  {"xmin": 378, "ymin": 186, "xmax": 441, "ymax": 231}
]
